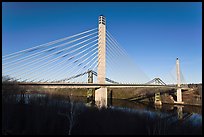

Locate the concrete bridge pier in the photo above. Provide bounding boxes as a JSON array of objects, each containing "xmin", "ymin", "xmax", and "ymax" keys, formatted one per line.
[
  {"xmin": 108, "ymin": 90, "xmax": 113, "ymax": 106},
  {"xmin": 154, "ymin": 92, "xmax": 162, "ymax": 106},
  {"xmin": 176, "ymin": 88, "xmax": 182, "ymax": 102},
  {"xmin": 95, "ymin": 87, "xmax": 107, "ymax": 107}
]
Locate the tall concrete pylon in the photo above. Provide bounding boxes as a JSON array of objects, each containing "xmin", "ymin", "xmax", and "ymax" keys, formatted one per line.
[
  {"xmin": 176, "ymin": 58, "xmax": 183, "ymax": 103},
  {"xmin": 95, "ymin": 15, "xmax": 107, "ymax": 107}
]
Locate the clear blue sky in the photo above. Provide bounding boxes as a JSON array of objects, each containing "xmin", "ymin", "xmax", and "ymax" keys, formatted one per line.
[{"xmin": 2, "ymin": 2, "xmax": 202, "ymax": 83}]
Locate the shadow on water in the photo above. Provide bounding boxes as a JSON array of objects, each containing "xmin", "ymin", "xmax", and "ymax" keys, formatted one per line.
[{"xmin": 2, "ymin": 93, "xmax": 202, "ymax": 135}]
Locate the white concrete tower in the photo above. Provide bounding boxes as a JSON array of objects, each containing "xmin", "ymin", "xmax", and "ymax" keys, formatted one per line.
[
  {"xmin": 98, "ymin": 15, "xmax": 106, "ymax": 84},
  {"xmin": 176, "ymin": 58, "xmax": 181, "ymax": 88},
  {"xmin": 176, "ymin": 58, "xmax": 183, "ymax": 103},
  {"xmin": 95, "ymin": 15, "xmax": 107, "ymax": 107}
]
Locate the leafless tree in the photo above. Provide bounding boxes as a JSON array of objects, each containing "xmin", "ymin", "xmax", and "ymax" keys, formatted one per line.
[{"xmin": 58, "ymin": 91, "xmax": 85, "ymax": 135}]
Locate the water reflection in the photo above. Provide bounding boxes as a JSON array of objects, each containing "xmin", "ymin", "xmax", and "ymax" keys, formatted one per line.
[
  {"xmin": 176, "ymin": 105, "xmax": 184, "ymax": 120},
  {"xmin": 108, "ymin": 99, "xmax": 202, "ymax": 126}
]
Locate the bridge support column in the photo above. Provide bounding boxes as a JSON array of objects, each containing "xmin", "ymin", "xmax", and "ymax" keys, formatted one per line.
[
  {"xmin": 108, "ymin": 90, "xmax": 113, "ymax": 106},
  {"xmin": 176, "ymin": 88, "xmax": 182, "ymax": 102},
  {"xmin": 95, "ymin": 87, "xmax": 107, "ymax": 107},
  {"xmin": 87, "ymin": 70, "xmax": 94, "ymax": 105},
  {"xmin": 95, "ymin": 15, "xmax": 107, "ymax": 107},
  {"xmin": 154, "ymin": 92, "xmax": 162, "ymax": 106}
]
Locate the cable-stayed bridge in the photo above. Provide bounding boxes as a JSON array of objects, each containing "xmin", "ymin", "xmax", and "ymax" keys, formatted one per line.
[{"xmin": 2, "ymin": 15, "xmax": 189, "ymax": 107}]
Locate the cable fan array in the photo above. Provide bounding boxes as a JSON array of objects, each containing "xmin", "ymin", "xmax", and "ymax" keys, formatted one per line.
[
  {"xmin": 2, "ymin": 27, "xmax": 185, "ymax": 85},
  {"xmin": 105, "ymin": 30, "xmax": 150, "ymax": 84},
  {"xmin": 2, "ymin": 28, "xmax": 99, "ymax": 83},
  {"xmin": 163, "ymin": 64, "xmax": 187, "ymax": 85}
]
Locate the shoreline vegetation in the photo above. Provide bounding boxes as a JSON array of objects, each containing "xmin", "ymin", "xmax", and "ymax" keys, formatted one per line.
[{"xmin": 2, "ymin": 77, "xmax": 202, "ymax": 135}]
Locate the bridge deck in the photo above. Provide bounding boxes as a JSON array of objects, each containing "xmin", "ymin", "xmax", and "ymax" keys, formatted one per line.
[{"xmin": 15, "ymin": 82, "xmax": 189, "ymax": 90}]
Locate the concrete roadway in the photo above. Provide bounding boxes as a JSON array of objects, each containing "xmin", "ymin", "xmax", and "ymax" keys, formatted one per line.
[{"xmin": 16, "ymin": 82, "xmax": 189, "ymax": 90}]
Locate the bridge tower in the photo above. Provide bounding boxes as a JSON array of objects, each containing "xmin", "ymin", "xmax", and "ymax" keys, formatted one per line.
[
  {"xmin": 87, "ymin": 70, "xmax": 94, "ymax": 104},
  {"xmin": 176, "ymin": 58, "xmax": 183, "ymax": 104},
  {"xmin": 95, "ymin": 15, "xmax": 107, "ymax": 107}
]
